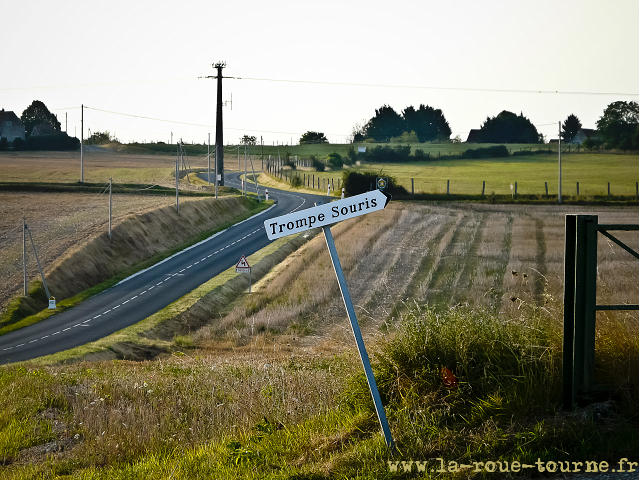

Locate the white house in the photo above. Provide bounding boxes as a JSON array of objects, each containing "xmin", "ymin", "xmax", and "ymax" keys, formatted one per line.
[
  {"xmin": 0, "ymin": 110, "xmax": 25, "ymax": 144},
  {"xmin": 571, "ymin": 128, "xmax": 601, "ymax": 145}
]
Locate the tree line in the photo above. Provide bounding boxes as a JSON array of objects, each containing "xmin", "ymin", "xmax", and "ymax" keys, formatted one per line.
[{"xmin": 298, "ymin": 100, "xmax": 639, "ymax": 150}]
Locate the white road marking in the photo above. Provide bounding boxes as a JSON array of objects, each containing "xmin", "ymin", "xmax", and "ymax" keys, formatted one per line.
[{"xmin": 29, "ymin": 339, "xmax": 37, "ymax": 343}]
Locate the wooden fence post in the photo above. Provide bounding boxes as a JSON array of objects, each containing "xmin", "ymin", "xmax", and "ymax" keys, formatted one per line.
[
  {"xmin": 577, "ymin": 182, "xmax": 580, "ymax": 196},
  {"xmin": 482, "ymin": 180, "xmax": 485, "ymax": 196},
  {"xmin": 446, "ymin": 179, "xmax": 449, "ymax": 194},
  {"xmin": 411, "ymin": 178, "xmax": 414, "ymax": 195}
]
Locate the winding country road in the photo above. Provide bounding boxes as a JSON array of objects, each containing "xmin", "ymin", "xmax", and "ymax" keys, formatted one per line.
[{"xmin": 0, "ymin": 172, "xmax": 325, "ymax": 364}]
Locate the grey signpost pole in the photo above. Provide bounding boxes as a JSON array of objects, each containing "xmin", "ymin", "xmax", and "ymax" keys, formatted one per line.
[
  {"xmin": 264, "ymin": 190, "xmax": 395, "ymax": 449},
  {"xmin": 322, "ymin": 224, "xmax": 395, "ymax": 450}
]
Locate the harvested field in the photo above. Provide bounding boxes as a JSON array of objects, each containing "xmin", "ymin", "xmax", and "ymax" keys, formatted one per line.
[
  {"xmin": 196, "ymin": 202, "xmax": 639, "ymax": 350},
  {"xmin": 0, "ymin": 150, "xmax": 240, "ymax": 185}
]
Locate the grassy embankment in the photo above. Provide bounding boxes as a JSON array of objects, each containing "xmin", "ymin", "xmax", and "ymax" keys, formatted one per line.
[
  {"xmin": 2, "ymin": 202, "xmax": 639, "ymax": 478},
  {"xmin": 0, "ymin": 195, "xmax": 271, "ymax": 336}
]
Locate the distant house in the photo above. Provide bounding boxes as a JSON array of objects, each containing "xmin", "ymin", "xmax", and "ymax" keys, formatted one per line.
[
  {"xmin": 0, "ymin": 109, "xmax": 26, "ymax": 144},
  {"xmin": 571, "ymin": 128, "xmax": 601, "ymax": 145},
  {"xmin": 31, "ymin": 124, "xmax": 58, "ymax": 136},
  {"xmin": 466, "ymin": 129, "xmax": 481, "ymax": 143}
]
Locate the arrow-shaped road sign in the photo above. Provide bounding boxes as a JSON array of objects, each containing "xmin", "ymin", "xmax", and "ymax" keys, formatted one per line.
[
  {"xmin": 264, "ymin": 189, "xmax": 390, "ymax": 240},
  {"xmin": 261, "ymin": 189, "xmax": 395, "ymax": 449}
]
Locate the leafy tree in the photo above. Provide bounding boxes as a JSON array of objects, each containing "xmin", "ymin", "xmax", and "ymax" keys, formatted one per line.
[
  {"xmin": 240, "ymin": 135, "xmax": 257, "ymax": 145},
  {"xmin": 561, "ymin": 114, "xmax": 582, "ymax": 142},
  {"xmin": 299, "ymin": 131, "xmax": 328, "ymax": 145},
  {"xmin": 476, "ymin": 110, "xmax": 540, "ymax": 144},
  {"xmin": 596, "ymin": 101, "xmax": 639, "ymax": 149},
  {"xmin": 21, "ymin": 100, "xmax": 60, "ymax": 137},
  {"xmin": 363, "ymin": 105, "xmax": 404, "ymax": 142},
  {"xmin": 402, "ymin": 104, "xmax": 452, "ymax": 142}
]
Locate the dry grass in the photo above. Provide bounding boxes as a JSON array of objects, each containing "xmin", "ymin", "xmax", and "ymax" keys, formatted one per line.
[{"xmin": 192, "ymin": 201, "xmax": 639, "ymax": 363}]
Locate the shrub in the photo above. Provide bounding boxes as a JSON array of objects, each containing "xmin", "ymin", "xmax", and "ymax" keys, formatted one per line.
[
  {"xmin": 512, "ymin": 148, "xmax": 553, "ymax": 157},
  {"xmin": 20, "ymin": 133, "xmax": 80, "ymax": 151},
  {"xmin": 461, "ymin": 145, "xmax": 509, "ymax": 159},
  {"xmin": 345, "ymin": 146, "xmax": 357, "ymax": 165},
  {"xmin": 0, "ymin": 137, "xmax": 7, "ymax": 151},
  {"xmin": 310, "ymin": 155, "xmax": 325, "ymax": 172},
  {"xmin": 341, "ymin": 170, "xmax": 408, "ymax": 197},
  {"xmin": 364, "ymin": 145, "xmax": 412, "ymax": 163},
  {"xmin": 413, "ymin": 148, "xmax": 429, "ymax": 161},
  {"xmin": 326, "ymin": 152, "xmax": 343, "ymax": 170},
  {"xmin": 12, "ymin": 137, "xmax": 25, "ymax": 151},
  {"xmin": 290, "ymin": 174, "xmax": 303, "ymax": 188}
]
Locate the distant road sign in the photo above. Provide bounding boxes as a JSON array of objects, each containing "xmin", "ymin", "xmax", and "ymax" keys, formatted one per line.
[
  {"xmin": 264, "ymin": 190, "xmax": 390, "ymax": 240},
  {"xmin": 235, "ymin": 255, "xmax": 251, "ymax": 273},
  {"xmin": 376, "ymin": 177, "xmax": 388, "ymax": 190}
]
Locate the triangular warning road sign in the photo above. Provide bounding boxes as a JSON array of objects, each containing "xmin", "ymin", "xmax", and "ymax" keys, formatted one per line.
[{"xmin": 236, "ymin": 255, "xmax": 250, "ymax": 268}]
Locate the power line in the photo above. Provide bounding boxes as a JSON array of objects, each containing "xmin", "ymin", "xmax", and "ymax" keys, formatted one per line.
[{"xmin": 238, "ymin": 77, "xmax": 639, "ymax": 97}]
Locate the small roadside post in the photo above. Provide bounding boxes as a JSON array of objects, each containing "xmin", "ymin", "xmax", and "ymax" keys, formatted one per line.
[
  {"xmin": 235, "ymin": 255, "xmax": 251, "ymax": 293},
  {"xmin": 263, "ymin": 189, "xmax": 395, "ymax": 450}
]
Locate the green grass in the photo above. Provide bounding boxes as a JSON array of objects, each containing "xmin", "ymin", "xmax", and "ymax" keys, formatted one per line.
[
  {"xmin": 3, "ymin": 304, "xmax": 638, "ymax": 479},
  {"xmin": 265, "ymin": 152, "xmax": 639, "ymax": 198}
]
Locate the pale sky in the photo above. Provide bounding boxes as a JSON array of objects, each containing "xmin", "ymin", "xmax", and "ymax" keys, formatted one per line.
[{"xmin": 3, "ymin": 0, "xmax": 639, "ymax": 146}]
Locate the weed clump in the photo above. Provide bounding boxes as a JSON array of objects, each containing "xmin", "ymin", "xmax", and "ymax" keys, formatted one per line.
[{"xmin": 344, "ymin": 305, "xmax": 561, "ymax": 421}]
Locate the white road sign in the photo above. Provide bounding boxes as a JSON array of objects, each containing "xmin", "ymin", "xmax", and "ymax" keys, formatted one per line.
[
  {"xmin": 235, "ymin": 255, "xmax": 251, "ymax": 273},
  {"xmin": 264, "ymin": 190, "xmax": 390, "ymax": 240}
]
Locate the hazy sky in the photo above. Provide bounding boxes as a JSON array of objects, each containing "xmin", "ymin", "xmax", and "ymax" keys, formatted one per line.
[{"xmin": 3, "ymin": 0, "xmax": 638, "ymax": 145}]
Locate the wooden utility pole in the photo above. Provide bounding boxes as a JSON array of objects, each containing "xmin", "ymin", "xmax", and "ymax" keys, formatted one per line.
[
  {"xmin": 81, "ymin": 104, "xmax": 84, "ymax": 183},
  {"xmin": 23, "ymin": 217, "xmax": 27, "ymax": 295},
  {"xmin": 109, "ymin": 178, "xmax": 112, "ymax": 240},
  {"xmin": 214, "ymin": 62, "xmax": 226, "ymax": 186},
  {"xmin": 559, "ymin": 121, "xmax": 562, "ymax": 204}
]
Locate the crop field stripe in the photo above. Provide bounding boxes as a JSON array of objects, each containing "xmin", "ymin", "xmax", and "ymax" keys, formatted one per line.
[
  {"xmin": 533, "ymin": 217, "xmax": 548, "ymax": 304},
  {"xmin": 451, "ymin": 212, "xmax": 488, "ymax": 306}
]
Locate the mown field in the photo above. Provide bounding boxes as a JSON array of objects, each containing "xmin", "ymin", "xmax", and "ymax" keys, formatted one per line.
[{"xmin": 2, "ymin": 200, "xmax": 639, "ymax": 479}]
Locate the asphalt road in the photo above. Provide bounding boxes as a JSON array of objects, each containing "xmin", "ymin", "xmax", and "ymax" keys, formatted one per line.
[{"xmin": 0, "ymin": 172, "xmax": 325, "ymax": 364}]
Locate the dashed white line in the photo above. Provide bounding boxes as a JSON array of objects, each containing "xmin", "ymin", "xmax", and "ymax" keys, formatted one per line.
[
  {"xmin": 94, "ymin": 314, "xmax": 101, "ymax": 319},
  {"xmin": 52, "ymin": 331, "xmax": 60, "ymax": 336},
  {"xmin": 29, "ymin": 339, "xmax": 38, "ymax": 343},
  {"xmin": 62, "ymin": 328, "xmax": 70, "ymax": 332},
  {"xmin": 122, "ymin": 300, "xmax": 130, "ymax": 304},
  {"xmin": 2, "ymin": 347, "xmax": 13, "ymax": 351},
  {"xmin": 179, "ymin": 269, "xmax": 185, "ymax": 272},
  {"xmin": 41, "ymin": 335, "xmax": 49, "ymax": 339}
]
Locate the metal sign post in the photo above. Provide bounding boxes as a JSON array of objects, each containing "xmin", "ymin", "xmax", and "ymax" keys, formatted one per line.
[
  {"xmin": 263, "ymin": 190, "xmax": 395, "ymax": 449},
  {"xmin": 236, "ymin": 255, "xmax": 252, "ymax": 293}
]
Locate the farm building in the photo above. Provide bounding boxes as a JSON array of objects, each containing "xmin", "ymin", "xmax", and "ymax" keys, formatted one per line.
[
  {"xmin": 466, "ymin": 129, "xmax": 481, "ymax": 143},
  {"xmin": 31, "ymin": 124, "xmax": 59, "ymax": 136},
  {"xmin": 571, "ymin": 128, "xmax": 601, "ymax": 144},
  {"xmin": 0, "ymin": 110, "xmax": 26, "ymax": 144}
]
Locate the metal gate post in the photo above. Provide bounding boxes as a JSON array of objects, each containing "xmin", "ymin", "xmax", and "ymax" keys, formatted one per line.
[
  {"xmin": 583, "ymin": 216, "xmax": 598, "ymax": 393},
  {"xmin": 562, "ymin": 215, "xmax": 577, "ymax": 410},
  {"xmin": 572, "ymin": 215, "xmax": 598, "ymax": 400}
]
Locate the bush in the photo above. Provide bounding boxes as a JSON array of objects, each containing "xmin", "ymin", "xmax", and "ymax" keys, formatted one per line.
[
  {"xmin": 18, "ymin": 133, "xmax": 80, "ymax": 151},
  {"xmin": 345, "ymin": 146, "xmax": 357, "ymax": 165},
  {"xmin": 0, "ymin": 137, "xmax": 7, "ymax": 151},
  {"xmin": 413, "ymin": 149, "xmax": 429, "ymax": 161},
  {"xmin": 341, "ymin": 170, "xmax": 408, "ymax": 197},
  {"xmin": 512, "ymin": 148, "xmax": 553, "ymax": 157},
  {"xmin": 461, "ymin": 145, "xmax": 509, "ymax": 159},
  {"xmin": 290, "ymin": 174, "xmax": 303, "ymax": 188},
  {"xmin": 12, "ymin": 137, "xmax": 25, "ymax": 151},
  {"xmin": 326, "ymin": 152, "xmax": 344, "ymax": 170},
  {"xmin": 364, "ymin": 145, "xmax": 412, "ymax": 163},
  {"xmin": 310, "ymin": 155, "xmax": 325, "ymax": 172},
  {"xmin": 283, "ymin": 158, "xmax": 296, "ymax": 170}
]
